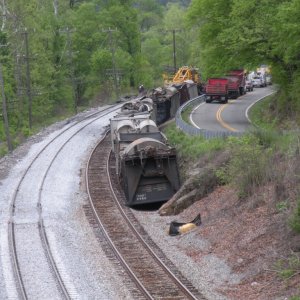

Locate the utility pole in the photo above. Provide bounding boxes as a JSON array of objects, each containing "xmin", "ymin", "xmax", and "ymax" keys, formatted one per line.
[
  {"xmin": 102, "ymin": 28, "xmax": 119, "ymax": 100},
  {"xmin": 172, "ymin": 30, "xmax": 177, "ymax": 72},
  {"xmin": 166, "ymin": 29, "xmax": 181, "ymax": 73},
  {"xmin": 53, "ymin": 0, "xmax": 58, "ymax": 17},
  {"xmin": 23, "ymin": 30, "xmax": 33, "ymax": 129},
  {"xmin": 0, "ymin": 63, "xmax": 13, "ymax": 152},
  {"xmin": 13, "ymin": 49, "xmax": 23, "ymax": 113},
  {"xmin": 60, "ymin": 27, "xmax": 77, "ymax": 113}
]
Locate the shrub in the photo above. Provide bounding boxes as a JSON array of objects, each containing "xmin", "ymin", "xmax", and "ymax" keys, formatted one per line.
[
  {"xmin": 0, "ymin": 144, "xmax": 8, "ymax": 157},
  {"xmin": 222, "ymin": 134, "xmax": 272, "ymax": 198},
  {"xmin": 274, "ymin": 252, "xmax": 300, "ymax": 280},
  {"xmin": 248, "ymin": 94, "xmax": 278, "ymax": 129},
  {"xmin": 289, "ymin": 296, "xmax": 300, "ymax": 300},
  {"xmin": 163, "ymin": 123, "xmax": 225, "ymax": 160},
  {"xmin": 276, "ymin": 201, "xmax": 289, "ymax": 213},
  {"xmin": 289, "ymin": 199, "xmax": 300, "ymax": 233},
  {"xmin": 215, "ymin": 166, "xmax": 230, "ymax": 185},
  {"xmin": 251, "ymin": 128, "xmax": 296, "ymax": 156}
]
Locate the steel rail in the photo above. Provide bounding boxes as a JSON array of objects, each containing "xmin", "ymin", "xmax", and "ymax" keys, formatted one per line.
[
  {"xmin": 106, "ymin": 150, "xmax": 201, "ymax": 300},
  {"xmin": 36, "ymin": 105, "xmax": 122, "ymax": 298},
  {"xmin": 8, "ymin": 104, "xmax": 121, "ymax": 299},
  {"xmin": 86, "ymin": 132, "xmax": 204, "ymax": 299},
  {"xmin": 86, "ymin": 131, "xmax": 154, "ymax": 300}
]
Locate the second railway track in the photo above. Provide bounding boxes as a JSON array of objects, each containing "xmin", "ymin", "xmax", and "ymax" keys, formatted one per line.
[
  {"xmin": 86, "ymin": 133, "xmax": 207, "ymax": 300},
  {"xmin": 6, "ymin": 105, "xmax": 121, "ymax": 299}
]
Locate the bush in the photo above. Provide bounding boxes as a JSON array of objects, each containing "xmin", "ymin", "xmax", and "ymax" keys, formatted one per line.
[
  {"xmin": 274, "ymin": 252, "xmax": 300, "ymax": 280},
  {"xmin": 248, "ymin": 94, "xmax": 278, "ymax": 129},
  {"xmin": 290, "ymin": 296, "xmax": 300, "ymax": 300},
  {"xmin": 0, "ymin": 144, "xmax": 8, "ymax": 157},
  {"xmin": 289, "ymin": 199, "xmax": 300, "ymax": 233},
  {"xmin": 221, "ymin": 134, "xmax": 272, "ymax": 198},
  {"xmin": 163, "ymin": 123, "xmax": 225, "ymax": 160},
  {"xmin": 276, "ymin": 201, "xmax": 289, "ymax": 213},
  {"xmin": 251, "ymin": 128, "xmax": 296, "ymax": 154}
]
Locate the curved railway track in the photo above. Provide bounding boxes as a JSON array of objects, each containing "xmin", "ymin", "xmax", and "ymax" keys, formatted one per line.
[
  {"xmin": 86, "ymin": 133, "xmax": 207, "ymax": 300},
  {"xmin": 7, "ymin": 105, "xmax": 121, "ymax": 299}
]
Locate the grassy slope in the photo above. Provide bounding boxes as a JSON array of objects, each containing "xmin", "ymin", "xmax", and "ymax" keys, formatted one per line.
[{"xmin": 163, "ymin": 97, "xmax": 300, "ymax": 296}]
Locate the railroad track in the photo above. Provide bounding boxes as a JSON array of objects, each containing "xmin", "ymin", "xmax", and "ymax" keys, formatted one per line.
[
  {"xmin": 86, "ymin": 133, "xmax": 207, "ymax": 300},
  {"xmin": 7, "ymin": 105, "xmax": 121, "ymax": 299}
]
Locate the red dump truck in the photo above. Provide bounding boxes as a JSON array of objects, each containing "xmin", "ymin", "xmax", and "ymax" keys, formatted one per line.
[
  {"xmin": 226, "ymin": 69, "xmax": 246, "ymax": 99},
  {"xmin": 205, "ymin": 78, "xmax": 229, "ymax": 103}
]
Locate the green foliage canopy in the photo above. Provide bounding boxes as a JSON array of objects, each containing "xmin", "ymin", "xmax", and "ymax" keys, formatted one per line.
[{"xmin": 187, "ymin": 0, "xmax": 300, "ymax": 118}]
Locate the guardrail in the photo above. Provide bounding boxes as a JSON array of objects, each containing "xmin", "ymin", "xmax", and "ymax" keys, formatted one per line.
[{"xmin": 175, "ymin": 95, "xmax": 243, "ymax": 139}]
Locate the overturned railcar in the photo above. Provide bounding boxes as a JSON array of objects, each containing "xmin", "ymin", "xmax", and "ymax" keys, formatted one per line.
[
  {"xmin": 110, "ymin": 111, "xmax": 180, "ymax": 206},
  {"xmin": 150, "ymin": 87, "xmax": 180, "ymax": 125}
]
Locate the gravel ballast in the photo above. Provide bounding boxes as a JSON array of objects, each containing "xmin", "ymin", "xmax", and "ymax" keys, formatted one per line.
[
  {"xmin": 0, "ymin": 105, "xmax": 243, "ymax": 299},
  {"xmin": 0, "ymin": 107, "xmax": 132, "ymax": 299}
]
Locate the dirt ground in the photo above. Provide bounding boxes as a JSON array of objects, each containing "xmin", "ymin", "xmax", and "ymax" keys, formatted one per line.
[{"xmin": 177, "ymin": 185, "xmax": 300, "ymax": 300}]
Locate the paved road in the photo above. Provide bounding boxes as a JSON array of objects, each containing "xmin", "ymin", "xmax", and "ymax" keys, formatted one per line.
[{"xmin": 190, "ymin": 86, "xmax": 276, "ymax": 132}]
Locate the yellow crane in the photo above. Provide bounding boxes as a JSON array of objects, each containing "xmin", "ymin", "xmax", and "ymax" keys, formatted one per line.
[
  {"xmin": 163, "ymin": 66, "xmax": 204, "ymax": 95},
  {"xmin": 163, "ymin": 66, "xmax": 201, "ymax": 85}
]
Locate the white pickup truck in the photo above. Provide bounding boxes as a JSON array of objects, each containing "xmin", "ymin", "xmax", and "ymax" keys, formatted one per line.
[{"xmin": 252, "ymin": 75, "xmax": 266, "ymax": 87}]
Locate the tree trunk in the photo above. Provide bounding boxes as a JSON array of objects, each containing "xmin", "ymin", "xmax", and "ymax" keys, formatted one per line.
[{"xmin": 53, "ymin": 0, "xmax": 58, "ymax": 16}]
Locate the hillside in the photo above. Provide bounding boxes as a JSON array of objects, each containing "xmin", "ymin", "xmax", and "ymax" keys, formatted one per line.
[{"xmin": 159, "ymin": 94, "xmax": 300, "ymax": 299}]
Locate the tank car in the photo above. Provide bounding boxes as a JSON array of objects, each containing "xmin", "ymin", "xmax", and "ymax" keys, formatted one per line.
[{"xmin": 110, "ymin": 99, "xmax": 180, "ymax": 206}]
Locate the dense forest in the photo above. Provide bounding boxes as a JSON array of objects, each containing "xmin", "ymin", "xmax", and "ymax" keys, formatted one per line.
[
  {"xmin": 0, "ymin": 0, "xmax": 193, "ymax": 153},
  {"xmin": 0, "ymin": 0, "xmax": 300, "ymax": 153}
]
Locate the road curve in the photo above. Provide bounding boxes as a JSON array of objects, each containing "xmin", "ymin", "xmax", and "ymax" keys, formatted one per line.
[{"xmin": 190, "ymin": 86, "xmax": 276, "ymax": 132}]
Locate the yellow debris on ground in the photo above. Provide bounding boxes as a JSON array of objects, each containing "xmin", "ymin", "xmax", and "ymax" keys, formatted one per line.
[{"xmin": 178, "ymin": 223, "xmax": 197, "ymax": 234}]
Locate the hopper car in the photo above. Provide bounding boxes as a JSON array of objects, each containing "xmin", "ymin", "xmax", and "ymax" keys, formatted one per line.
[
  {"xmin": 110, "ymin": 99, "xmax": 180, "ymax": 206},
  {"xmin": 149, "ymin": 83, "xmax": 199, "ymax": 125}
]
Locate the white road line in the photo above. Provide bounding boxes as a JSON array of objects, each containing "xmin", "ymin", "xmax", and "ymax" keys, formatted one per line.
[
  {"xmin": 245, "ymin": 90, "xmax": 276, "ymax": 123},
  {"xmin": 190, "ymin": 102, "xmax": 205, "ymax": 129},
  {"xmin": 189, "ymin": 90, "xmax": 276, "ymax": 130}
]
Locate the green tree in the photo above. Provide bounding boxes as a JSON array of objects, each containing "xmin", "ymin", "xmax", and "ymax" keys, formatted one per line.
[
  {"xmin": 135, "ymin": 0, "xmax": 163, "ymax": 31},
  {"xmin": 187, "ymin": 0, "xmax": 300, "ymax": 122}
]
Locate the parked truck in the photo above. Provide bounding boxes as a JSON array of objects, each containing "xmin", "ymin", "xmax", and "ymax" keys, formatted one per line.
[
  {"xmin": 226, "ymin": 69, "xmax": 246, "ymax": 98},
  {"xmin": 205, "ymin": 78, "xmax": 229, "ymax": 103}
]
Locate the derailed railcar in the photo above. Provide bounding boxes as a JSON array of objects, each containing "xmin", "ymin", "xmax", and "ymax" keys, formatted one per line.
[
  {"xmin": 110, "ymin": 109, "xmax": 180, "ymax": 206},
  {"xmin": 120, "ymin": 97, "xmax": 154, "ymax": 115},
  {"xmin": 184, "ymin": 80, "xmax": 199, "ymax": 100},
  {"xmin": 150, "ymin": 87, "xmax": 180, "ymax": 125},
  {"xmin": 172, "ymin": 80, "xmax": 198, "ymax": 105}
]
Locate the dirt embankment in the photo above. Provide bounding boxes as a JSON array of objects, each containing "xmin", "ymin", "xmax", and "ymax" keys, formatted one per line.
[{"xmin": 160, "ymin": 151, "xmax": 300, "ymax": 299}]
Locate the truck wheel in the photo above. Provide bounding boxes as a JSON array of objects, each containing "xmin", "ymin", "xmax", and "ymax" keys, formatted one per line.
[{"xmin": 206, "ymin": 99, "xmax": 212, "ymax": 103}]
